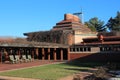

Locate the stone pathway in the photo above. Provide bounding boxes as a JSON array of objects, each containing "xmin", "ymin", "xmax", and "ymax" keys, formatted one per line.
[
  {"xmin": 0, "ymin": 60, "xmax": 61, "ymax": 72},
  {"xmin": 0, "ymin": 72, "xmax": 93, "ymax": 80},
  {"xmin": 0, "ymin": 76, "xmax": 40, "ymax": 80},
  {"xmin": 59, "ymin": 72, "xmax": 93, "ymax": 80},
  {"xmin": 59, "ymin": 75, "xmax": 74, "ymax": 80}
]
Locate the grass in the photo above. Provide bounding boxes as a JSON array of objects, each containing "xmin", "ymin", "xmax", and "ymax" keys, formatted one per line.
[{"xmin": 0, "ymin": 63, "xmax": 92, "ymax": 80}]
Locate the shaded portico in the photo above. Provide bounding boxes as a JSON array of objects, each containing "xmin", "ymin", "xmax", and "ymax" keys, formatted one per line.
[
  {"xmin": 34, "ymin": 47, "xmax": 69, "ymax": 61},
  {"xmin": 0, "ymin": 41, "xmax": 70, "ymax": 63}
]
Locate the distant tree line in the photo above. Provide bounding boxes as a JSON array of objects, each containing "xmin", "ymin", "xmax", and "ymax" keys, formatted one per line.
[{"xmin": 85, "ymin": 11, "xmax": 120, "ymax": 32}]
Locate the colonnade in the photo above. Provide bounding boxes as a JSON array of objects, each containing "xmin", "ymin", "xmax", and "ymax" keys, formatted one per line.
[
  {"xmin": 35, "ymin": 48, "xmax": 70, "ymax": 61},
  {"xmin": 0, "ymin": 47, "xmax": 70, "ymax": 63}
]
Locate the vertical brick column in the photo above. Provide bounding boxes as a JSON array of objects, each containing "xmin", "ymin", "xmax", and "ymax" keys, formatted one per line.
[
  {"xmin": 35, "ymin": 48, "xmax": 39, "ymax": 59},
  {"xmin": 48, "ymin": 48, "xmax": 50, "ymax": 60},
  {"xmin": 54, "ymin": 48, "xmax": 56, "ymax": 61},
  {"xmin": 4, "ymin": 48, "xmax": 8, "ymax": 61},
  {"xmin": 32, "ymin": 50, "xmax": 34, "ymax": 60},
  {"xmin": 67, "ymin": 48, "xmax": 70, "ymax": 60},
  {"xmin": 17, "ymin": 49, "xmax": 20, "ymax": 55},
  {"xmin": 42, "ymin": 48, "xmax": 45, "ymax": 60},
  {"xmin": 0, "ymin": 49, "xmax": 2, "ymax": 63},
  {"xmin": 60, "ymin": 49, "xmax": 63, "ymax": 61},
  {"xmin": 17, "ymin": 49, "xmax": 20, "ymax": 58}
]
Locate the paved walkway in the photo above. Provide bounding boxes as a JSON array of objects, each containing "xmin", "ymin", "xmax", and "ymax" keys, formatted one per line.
[
  {"xmin": 0, "ymin": 60, "xmax": 62, "ymax": 72},
  {"xmin": 0, "ymin": 76, "xmax": 40, "ymax": 80}
]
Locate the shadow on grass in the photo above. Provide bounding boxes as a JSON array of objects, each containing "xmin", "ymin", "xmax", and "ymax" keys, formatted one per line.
[
  {"xmin": 64, "ymin": 60, "xmax": 106, "ymax": 68},
  {"xmin": 64, "ymin": 67, "xmax": 95, "ymax": 73},
  {"xmin": 66, "ymin": 60, "xmax": 120, "ymax": 70}
]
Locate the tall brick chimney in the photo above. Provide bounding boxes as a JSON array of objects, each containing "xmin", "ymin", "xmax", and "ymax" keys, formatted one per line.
[{"xmin": 64, "ymin": 14, "xmax": 80, "ymax": 22}]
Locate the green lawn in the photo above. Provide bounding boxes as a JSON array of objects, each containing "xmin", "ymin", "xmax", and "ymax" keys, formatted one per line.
[{"xmin": 0, "ymin": 63, "xmax": 92, "ymax": 80}]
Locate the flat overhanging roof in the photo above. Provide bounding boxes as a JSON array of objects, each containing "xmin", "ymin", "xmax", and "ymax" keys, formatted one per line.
[
  {"xmin": 0, "ymin": 42, "xmax": 69, "ymax": 48},
  {"xmin": 74, "ymin": 41, "xmax": 120, "ymax": 47}
]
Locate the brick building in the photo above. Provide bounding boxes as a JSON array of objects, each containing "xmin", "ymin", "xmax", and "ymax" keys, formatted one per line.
[
  {"xmin": 1, "ymin": 13, "xmax": 119, "ymax": 63},
  {"xmin": 24, "ymin": 14, "xmax": 96, "ymax": 45},
  {"xmin": 70, "ymin": 31, "xmax": 120, "ymax": 62}
]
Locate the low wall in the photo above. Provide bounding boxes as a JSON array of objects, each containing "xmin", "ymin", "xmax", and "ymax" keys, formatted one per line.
[{"xmin": 70, "ymin": 52, "xmax": 120, "ymax": 62}]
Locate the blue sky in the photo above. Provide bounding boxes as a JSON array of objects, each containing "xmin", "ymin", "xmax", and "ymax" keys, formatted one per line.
[{"xmin": 0, "ymin": 0, "xmax": 120, "ymax": 37}]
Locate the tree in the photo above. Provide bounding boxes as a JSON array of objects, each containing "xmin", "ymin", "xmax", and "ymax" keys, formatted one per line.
[
  {"xmin": 106, "ymin": 11, "xmax": 120, "ymax": 31},
  {"xmin": 85, "ymin": 17, "xmax": 104, "ymax": 32}
]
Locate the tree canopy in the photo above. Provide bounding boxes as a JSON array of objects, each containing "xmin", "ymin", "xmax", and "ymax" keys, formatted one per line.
[
  {"xmin": 85, "ymin": 11, "xmax": 120, "ymax": 32},
  {"xmin": 106, "ymin": 11, "xmax": 120, "ymax": 31},
  {"xmin": 85, "ymin": 17, "xmax": 104, "ymax": 32}
]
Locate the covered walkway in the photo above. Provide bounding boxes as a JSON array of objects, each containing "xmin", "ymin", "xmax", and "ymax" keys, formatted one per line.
[{"xmin": 0, "ymin": 41, "xmax": 70, "ymax": 63}]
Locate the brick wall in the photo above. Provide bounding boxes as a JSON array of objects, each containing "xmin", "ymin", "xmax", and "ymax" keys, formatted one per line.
[
  {"xmin": 70, "ymin": 53, "xmax": 120, "ymax": 62},
  {"xmin": 67, "ymin": 33, "xmax": 74, "ymax": 45}
]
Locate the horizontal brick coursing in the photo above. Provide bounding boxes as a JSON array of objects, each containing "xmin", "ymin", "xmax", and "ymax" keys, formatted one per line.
[{"xmin": 70, "ymin": 53, "xmax": 120, "ymax": 62}]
